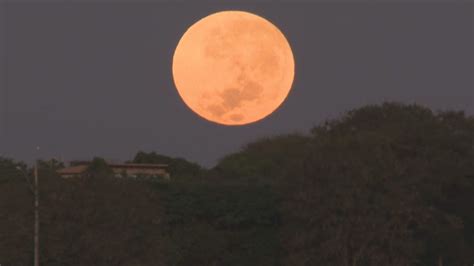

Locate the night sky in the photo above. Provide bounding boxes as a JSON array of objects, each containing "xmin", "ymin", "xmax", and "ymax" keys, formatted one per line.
[{"xmin": 0, "ymin": 1, "xmax": 472, "ymax": 167}]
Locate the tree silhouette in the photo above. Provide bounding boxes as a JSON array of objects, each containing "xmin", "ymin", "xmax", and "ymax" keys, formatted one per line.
[{"xmin": 283, "ymin": 103, "xmax": 474, "ymax": 265}]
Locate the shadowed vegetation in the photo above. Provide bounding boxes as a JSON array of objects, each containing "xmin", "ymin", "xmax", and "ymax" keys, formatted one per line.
[{"xmin": 1, "ymin": 103, "xmax": 473, "ymax": 265}]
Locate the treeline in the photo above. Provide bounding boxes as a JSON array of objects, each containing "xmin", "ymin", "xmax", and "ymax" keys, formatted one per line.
[{"xmin": 1, "ymin": 103, "xmax": 473, "ymax": 265}]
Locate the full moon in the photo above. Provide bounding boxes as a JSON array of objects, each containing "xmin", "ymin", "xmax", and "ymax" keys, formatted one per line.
[{"xmin": 172, "ymin": 11, "xmax": 295, "ymax": 125}]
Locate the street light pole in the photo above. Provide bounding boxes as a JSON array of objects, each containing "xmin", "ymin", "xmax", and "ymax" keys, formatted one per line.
[
  {"xmin": 16, "ymin": 158, "xmax": 40, "ymax": 266},
  {"xmin": 33, "ymin": 159, "xmax": 39, "ymax": 266}
]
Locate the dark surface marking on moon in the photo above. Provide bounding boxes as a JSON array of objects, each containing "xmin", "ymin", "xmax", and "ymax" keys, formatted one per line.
[
  {"xmin": 229, "ymin": 113, "xmax": 244, "ymax": 122},
  {"xmin": 204, "ymin": 77, "xmax": 264, "ymax": 120},
  {"xmin": 221, "ymin": 87, "xmax": 243, "ymax": 109},
  {"xmin": 238, "ymin": 79, "xmax": 264, "ymax": 100},
  {"xmin": 220, "ymin": 79, "xmax": 263, "ymax": 110},
  {"xmin": 207, "ymin": 104, "xmax": 226, "ymax": 118}
]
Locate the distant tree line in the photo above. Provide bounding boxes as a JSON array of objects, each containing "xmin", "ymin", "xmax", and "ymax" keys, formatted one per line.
[{"xmin": 0, "ymin": 103, "xmax": 473, "ymax": 265}]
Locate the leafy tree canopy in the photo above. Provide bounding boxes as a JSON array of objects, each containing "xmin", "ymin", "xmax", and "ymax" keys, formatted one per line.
[
  {"xmin": 87, "ymin": 157, "xmax": 114, "ymax": 177},
  {"xmin": 214, "ymin": 134, "xmax": 311, "ymax": 183}
]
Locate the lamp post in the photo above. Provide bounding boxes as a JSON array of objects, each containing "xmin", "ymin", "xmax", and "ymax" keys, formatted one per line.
[{"xmin": 16, "ymin": 159, "xmax": 39, "ymax": 266}]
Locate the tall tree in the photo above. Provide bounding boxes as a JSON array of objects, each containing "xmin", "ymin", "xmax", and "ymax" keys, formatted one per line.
[
  {"xmin": 282, "ymin": 103, "xmax": 474, "ymax": 265},
  {"xmin": 0, "ymin": 157, "xmax": 32, "ymax": 265},
  {"xmin": 214, "ymin": 134, "xmax": 311, "ymax": 184}
]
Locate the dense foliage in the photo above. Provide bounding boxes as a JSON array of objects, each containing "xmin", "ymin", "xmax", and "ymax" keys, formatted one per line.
[
  {"xmin": 283, "ymin": 103, "xmax": 474, "ymax": 265},
  {"xmin": 1, "ymin": 103, "xmax": 473, "ymax": 265},
  {"xmin": 157, "ymin": 181, "xmax": 281, "ymax": 266},
  {"xmin": 215, "ymin": 134, "xmax": 310, "ymax": 184}
]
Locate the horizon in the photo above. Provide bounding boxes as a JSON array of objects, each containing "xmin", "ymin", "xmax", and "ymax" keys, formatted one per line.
[{"xmin": 3, "ymin": 101, "xmax": 473, "ymax": 168}]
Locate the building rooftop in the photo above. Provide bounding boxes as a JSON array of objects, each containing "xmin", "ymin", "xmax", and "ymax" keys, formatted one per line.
[
  {"xmin": 108, "ymin": 163, "xmax": 168, "ymax": 169},
  {"xmin": 56, "ymin": 162, "xmax": 169, "ymax": 176},
  {"xmin": 56, "ymin": 165, "xmax": 88, "ymax": 175}
]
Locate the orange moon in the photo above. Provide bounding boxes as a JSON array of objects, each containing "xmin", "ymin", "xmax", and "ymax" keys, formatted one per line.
[{"xmin": 172, "ymin": 11, "xmax": 295, "ymax": 125}]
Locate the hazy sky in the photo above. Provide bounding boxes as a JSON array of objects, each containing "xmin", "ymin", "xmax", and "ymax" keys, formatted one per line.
[{"xmin": 0, "ymin": 1, "xmax": 472, "ymax": 167}]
